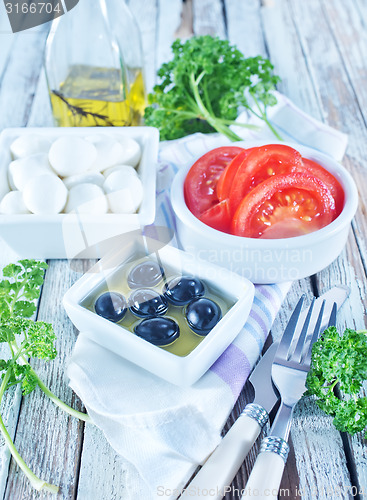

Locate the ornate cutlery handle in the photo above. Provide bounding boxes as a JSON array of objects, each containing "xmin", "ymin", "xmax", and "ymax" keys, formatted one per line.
[
  {"xmin": 240, "ymin": 436, "xmax": 289, "ymax": 499},
  {"xmin": 181, "ymin": 404, "xmax": 268, "ymax": 500}
]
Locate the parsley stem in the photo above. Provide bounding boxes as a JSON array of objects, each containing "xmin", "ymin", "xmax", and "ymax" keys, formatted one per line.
[
  {"xmin": 214, "ymin": 117, "xmax": 261, "ymax": 131},
  {"xmin": 29, "ymin": 368, "xmax": 91, "ymax": 422},
  {"xmin": 0, "ymin": 368, "xmax": 59, "ymax": 493},
  {"xmin": 251, "ymin": 95, "xmax": 283, "ymax": 141},
  {"xmin": 189, "ymin": 73, "xmax": 243, "ymax": 142}
]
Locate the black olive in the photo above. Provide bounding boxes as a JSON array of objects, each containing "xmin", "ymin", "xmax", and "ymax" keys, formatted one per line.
[
  {"xmin": 127, "ymin": 260, "xmax": 164, "ymax": 289},
  {"xmin": 163, "ymin": 276, "xmax": 205, "ymax": 305},
  {"xmin": 134, "ymin": 317, "xmax": 180, "ymax": 346},
  {"xmin": 95, "ymin": 292, "xmax": 127, "ymax": 323},
  {"xmin": 129, "ymin": 288, "xmax": 168, "ymax": 318},
  {"xmin": 185, "ymin": 297, "xmax": 222, "ymax": 336}
]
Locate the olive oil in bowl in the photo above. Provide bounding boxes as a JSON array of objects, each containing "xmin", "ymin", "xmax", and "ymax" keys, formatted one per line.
[
  {"xmin": 81, "ymin": 257, "xmax": 234, "ymax": 358},
  {"xmin": 50, "ymin": 64, "xmax": 146, "ymax": 127}
]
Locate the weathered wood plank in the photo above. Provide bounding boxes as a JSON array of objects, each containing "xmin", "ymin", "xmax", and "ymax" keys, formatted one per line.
[
  {"xmin": 76, "ymin": 424, "xmax": 129, "ymax": 500},
  {"xmin": 224, "ymin": 0, "xmax": 267, "ymax": 57},
  {"xmin": 129, "ymin": 0, "xmax": 159, "ymax": 93},
  {"xmin": 192, "ymin": 0, "xmax": 227, "ymax": 38},
  {"xmin": 316, "ymin": 244, "xmax": 367, "ymax": 497},
  {"xmin": 261, "ymin": 0, "xmax": 322, "ymax": 116},
  {"xmin": 288, "ymin": 0, "xmax": 367, "ymax": 496},
  {"xmin": 156, "ymin": 0, "xmax": 183, "ymax": 70},
  {"xmin": 0, "ymin": 27, "xmax": 48, "ymax": 131},
  {"xmin": 354, "ymin": 0, "xmax": 367, "ymax": 28},
  {"xmin": 0, "ymin": 12, "xmax": 15, "ymax": 80},
  {"xmin": 260, "ymin": 0, "xmax": 365, "ymax": 497},
  {"xmin": 174, "ymin": 0, "xmax": 194, "ymax": 39}
]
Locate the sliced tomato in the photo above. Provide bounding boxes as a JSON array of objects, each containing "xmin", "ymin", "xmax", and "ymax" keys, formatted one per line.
[
  {"xmin": 184, "ymin": 146, "xmax": 245, "ymax": 217},
  {"xmin": 216, "ymin": 149, "xmax": 255, "ymax": 201},
  {"xmin": 199, "ymin": 200, "xmax": 231, "ymax": 233},
  {"xmin": 232, "ymin": 172, "xmax": 336, "ymax": 239},
  {"xmin": 228, "ymin": 144, "xmax": 304, "ymax": 215},
  {"xmin": 302, "ymin": 158, "xmax": 344, "ymax": 216}
]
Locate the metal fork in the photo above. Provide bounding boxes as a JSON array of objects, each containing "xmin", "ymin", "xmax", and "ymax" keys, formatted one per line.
[{"xmin": 241, "ymin": 295, "xmax": 337, "ymax": 500}]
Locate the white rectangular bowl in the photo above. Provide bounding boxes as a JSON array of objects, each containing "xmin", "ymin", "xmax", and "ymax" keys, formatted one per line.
[
  {"xmin": 0, "ymin": 126, "xmax": 158, "ymax": 259},
  {"xmin": 63, "ymin": 239, "xmax": 254, "ymax": 386}
]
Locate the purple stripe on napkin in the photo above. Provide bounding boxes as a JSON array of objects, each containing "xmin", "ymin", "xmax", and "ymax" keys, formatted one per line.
[
  {"xmin": 249, "ymin": 309, "xmax": 268, "ymax": 339},
  {"xmin": 257, "ymin": 285, "xmax": 280, "ymax": 312},
  {"xmin": 210, "ymin": 344, "xmax": 251, "ymax": 399}
]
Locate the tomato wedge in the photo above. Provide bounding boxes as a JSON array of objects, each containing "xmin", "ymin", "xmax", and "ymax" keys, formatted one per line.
[
  {"xmin": 216, "ymin": 149, "xmax": 255, "ymax": 201},
  {"xmin": 302, "ymin": 158, "xmax": 344, "ymax": 216},
  {"xmin": 232, "ymin": 172, "xmax": 336, "ymax": 238},
  {"xmin": 199, "ymin": 200, "xmax": 231, "ymax": 233},
  {"xmin": 184, "ymin": 146, "xmax": 245, "ymax": 216},
  {"xmin": 228, "ymin": 144, "xmax": 304, "ymax": 214}
]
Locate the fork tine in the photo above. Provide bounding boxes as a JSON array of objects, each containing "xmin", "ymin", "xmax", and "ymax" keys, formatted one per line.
[
  {"xmin": 275, "ymin": 295, "xmax": 305, "ymax": 360},
  {"xmin": 305, "ymin": 299, "xmax": 326, "ymax": 365},
  {"xmin": 328, "ymin": 302, "xmax": 337, "ymax": 328},
  {"xmin": 292, "ymin": 297, "xmax": 315, "ymax": 362}
]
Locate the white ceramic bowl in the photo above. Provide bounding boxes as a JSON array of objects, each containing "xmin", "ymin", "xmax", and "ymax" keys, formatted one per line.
[
  {"xmin": 171, "ymin": 142, "xmax": 358, "ymax": 284},
  {"xmin": 0, "ymin": 127, "xmax": 158, "ymax": 259},
  {"xmin": 63, "ymin": 237, "xmax": 254, "ymax": 386}
]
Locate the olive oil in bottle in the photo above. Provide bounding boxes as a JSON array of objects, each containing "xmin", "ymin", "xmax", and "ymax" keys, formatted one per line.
[
  {"xmin": 50, "ymin": 64, "xmax": 145, "ymax": 127},
  {"xmin": 45, "ymin": 0, "xmax": 146, "ymax": 128}
]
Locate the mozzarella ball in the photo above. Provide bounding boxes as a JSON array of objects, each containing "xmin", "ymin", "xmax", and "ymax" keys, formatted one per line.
[
  {"xmin": 10, "ymin": 134, "xmax": 51, "ymax": 159},
  {"xmin": 8, "ymin": 153, "xmax": 54, "ymax": 191},
  {"xmin": 63, "ymin": 172, "xmax": 105, "ymax": 190},
  {"xmin": 103, "ymin": 164, "xmax": 138, "ymax": 179},
  {"xmin": 104, "ymin": 171, "xmax": 143, "ymax": 214},
  {"xmin": 0, "ymin": 191, "xmax": 30, "ymax": 214},
  {"xmin": 49, "ymin": 137, "xmax": 97, "ymax": 177},
  {"xmin": 86, "ymin": 134, "xmax": 128, "ymax": 172},
  {"xmin": 116, "ymin": 137, "xmax": 141, "ymax": 167},
  {"xmin": 23, "ymin": 174, "xmax": 68, "ymax": 214},
  {"xmin": 65, "ymin": 183, "xmax": 108, "ymax": 214}
]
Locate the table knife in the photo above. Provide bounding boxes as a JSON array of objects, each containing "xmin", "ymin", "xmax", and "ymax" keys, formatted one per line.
[{"xmin": 180, "ymin": 285, "xmax": 349, "ymax": 500}]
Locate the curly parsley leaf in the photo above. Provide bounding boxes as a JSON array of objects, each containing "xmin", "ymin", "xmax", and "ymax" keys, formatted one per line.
[
  {"xmin": 305, "ymin": 326, "xmax": 367, "ymax": 437},
  {"xmin": 145, "ymin": 36, "xmax": 281, "ymax": 141}
]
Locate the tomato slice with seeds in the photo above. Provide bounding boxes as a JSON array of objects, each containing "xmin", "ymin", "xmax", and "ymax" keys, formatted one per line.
[
  {"xmin": 302, "ymin": 158, "xmax": 344, "ymax": 216},
  {"xmin": 232, "ymin": 172, "xmax": 336, "ymax": 239},
  {"xmin": 216, "ymin": 148, "xmax": 255, "ymax": 201},
  {"xmin": 184, "ymin": 146, "xmax": 245, "ymax": 216},
  {"xmin": 228, "ymin": 144, "xmax": 304, "ymax": 215},
  {"xmin": 199, "ymin": 200, "xmax": 231, "ymax": 233}
]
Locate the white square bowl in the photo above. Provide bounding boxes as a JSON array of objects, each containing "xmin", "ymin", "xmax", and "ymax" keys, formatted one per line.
[
  {"xmin": 0, "ymin": 126, "xmax": 158, "ymax": 259},
  {"xmin": 63, "ymin": 238, "xmax": 254, "ymax": 386}
]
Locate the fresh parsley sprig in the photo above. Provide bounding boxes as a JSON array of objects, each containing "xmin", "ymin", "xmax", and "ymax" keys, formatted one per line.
[
  {"xmin": 305, "ymin": 326, "xmax": 367, "ymax": 437},
  {"xmin": 144, "ymin": 36, "xmax": 281, "ymax": 141},
  {"xmin": 0, "ymin": 260, "xmax": 90, "ymax": 493}
]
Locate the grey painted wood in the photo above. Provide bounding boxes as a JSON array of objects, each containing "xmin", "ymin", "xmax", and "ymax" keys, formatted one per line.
[
  {"xmin": 156, "ymin": 0, "xmax": 183, "ymax": 70},
  {"xmin": 224, "ymin": 0, "xmax": 267, "ymax": 57},
  {"xmin": 192, "ymin": 0, "xmax": 226, "ymax": 37},
  {"xmin": 0, "ymin": 27, "xmax": 48, "ymax": 130},
  {"xmin": 129, "ymin": 0, "xmax": 159, "ymax": 93}
]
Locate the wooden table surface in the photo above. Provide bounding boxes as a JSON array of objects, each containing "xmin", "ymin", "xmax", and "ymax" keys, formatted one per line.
[{"xmin": 0, "ymin": 0, "xmax": 367, "ymax": 498}]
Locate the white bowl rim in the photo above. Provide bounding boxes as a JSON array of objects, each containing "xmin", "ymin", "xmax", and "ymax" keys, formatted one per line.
[{"xmin": 171, "ymin": 141, "xmax": 359, "ymax": 249}]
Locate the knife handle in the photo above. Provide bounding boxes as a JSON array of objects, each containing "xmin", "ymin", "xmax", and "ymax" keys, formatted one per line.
[
  {"xmin": 181, "ymin": 404, "xmax": 268, "ymax": 500},
  {"xmin": 241, "ymin": 436, "xmax": 289, "ymax": 500}
]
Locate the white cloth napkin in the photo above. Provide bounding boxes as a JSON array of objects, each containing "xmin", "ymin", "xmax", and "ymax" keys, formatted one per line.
[{"xmin": 67, "ymin": 92, "xmax": 348, "ymax": 500}]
